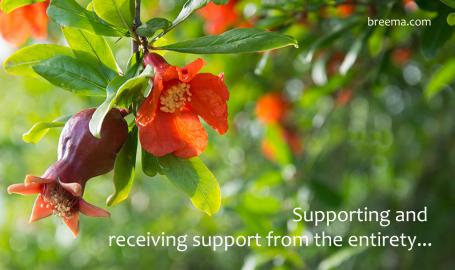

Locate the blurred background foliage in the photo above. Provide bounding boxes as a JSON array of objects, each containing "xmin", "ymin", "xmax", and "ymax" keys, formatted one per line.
[{"xmin": 0, "ymin": 0, "xmax": 454, "ymax": 269}]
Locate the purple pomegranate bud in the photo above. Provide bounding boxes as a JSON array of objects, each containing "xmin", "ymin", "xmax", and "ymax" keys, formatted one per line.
[{"xmin": 7, "ymin": 108, "xmax": 128, "ymax": 237}]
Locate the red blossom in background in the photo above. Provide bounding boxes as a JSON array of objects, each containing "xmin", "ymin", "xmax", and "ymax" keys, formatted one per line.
[
  {"xmin": 256, "ymin": 93, "xmax": 302, "ymax": 162},
  {"xmin": 391, "ymin": 47, "xmax": 412, "ymax": 66},
  {"xmin": 255, "ymin": 92, "xmax": 290, "ymax": 124},
  {"xmin": 136, "ymin": 53, "xmax": 229, "ymax": 158},
  {"xmin": 198, "ymin": 0, "xmax": 239, "ymax": 35},
  {"xmin": 336, "ymin": 1, "xmax": 356, "ymax": 18},
  {"xmin": 0, "ymin": 1, "xmax": 48, "ymax": 46}
]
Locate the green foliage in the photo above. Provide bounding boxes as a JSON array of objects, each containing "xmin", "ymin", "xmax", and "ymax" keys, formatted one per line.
[
  {"xmin": 33, "ymin": 55, "xmax": 109, "ymax": 96},
  {"xmin": 136, "ymin": 18, "xmax": 172, "ymax": 37},
  {"xmin": 107, "ymin": 126, "xmax": 138, "ymax": 206},
  {"xmin": 1, "ymin": 0, "xmax": 454, "ymax": 269},
  {"xmin": 158, "ymin": 155, "xmax": 221, "ymax": 216},
  {"xmin": 3, "ymin": 44, "xmax": 74, "ymax": 77},
  {"xmin": 425, "ymin": 58, "xmax": 455, "ymax": 99},
  {"xmin": 22, "ymin": 115, "xmax": 71, "ymax": 144},
  {"xmin": 89, "ymin": 65, "xmax": 153, "ymax": 138},
  {"xmin": 62, "ymin": 27, "xmax": 120, "ymax": 73},
  {"xmin": 92, "ymin": 0, "xmax": 135, "ymax": 30},
  {"xmin": 158, "ymin": 28, "xmax": 298, "ymax": 54},
  {"xmin": 48, "ymin": 0, "xmax": 128, "ymax": 36},
  {"xmin": 142, "ymin": 149, "xmax": 161, "ymax": 177},
  {"xmin": 421, "ymin": 9, "xmax": 453, "ymax": 59}
]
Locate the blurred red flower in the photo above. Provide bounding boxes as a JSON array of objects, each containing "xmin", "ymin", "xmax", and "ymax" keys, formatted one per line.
[
  {"xmin": 392, "ymin": 47, "xmax": 412, "ymax": 66},
  {"xmin": 255, "ymin": 92, "xmax": 289, "ymax": 124},
  {"xmin": 336, "ymin": 1, "xmax": 356, "ymax": 18},
  {"xmin": 0, "ymin": 1, "xmax": 48, "ymax": 46},
  {"xmin": 198, "ymin": 0, "xmax": 239, "ymax": 35},
  {"xmin": 136, "ymin": 53, "xmax": 229, "ymax": 158}
]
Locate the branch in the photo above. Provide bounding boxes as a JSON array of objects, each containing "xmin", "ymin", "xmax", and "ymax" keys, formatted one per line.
[{"xmin": 132, "ymin": 0, "xmax": 142, "ymax": 54}]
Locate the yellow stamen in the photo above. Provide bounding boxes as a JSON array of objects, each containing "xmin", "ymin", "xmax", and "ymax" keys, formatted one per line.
[{"xmin": 160, "ymin": 83, "xmax": 191, "ymax": 113}]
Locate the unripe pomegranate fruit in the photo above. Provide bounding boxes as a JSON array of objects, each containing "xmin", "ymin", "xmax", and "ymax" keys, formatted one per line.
[{"xmin": 7, "ymin": 108, "xmax": 128, "ymax": 237}]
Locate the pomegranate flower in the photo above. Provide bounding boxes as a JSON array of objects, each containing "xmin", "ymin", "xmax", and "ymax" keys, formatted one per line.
[
  {"xmin": 7, "ymin": 108, "xmax": 128, "ymax": 237},
  {"xmin": 0, "ymin": 1, "xmax": 48, "ymax": 46},
  {"xmin": 8, "ymin": 176, "xmax": 109, "ymax": 237},
  {"xmin": 198, "ymin": 0, "xmax": 239, "ymax": 35},
  {"xmin": 255, "ymin": 92, "xmax": 290, "ymax": 125},
  {"xmin": 136, "ymin": 53, "xmax": 229, "ymax": 158}
]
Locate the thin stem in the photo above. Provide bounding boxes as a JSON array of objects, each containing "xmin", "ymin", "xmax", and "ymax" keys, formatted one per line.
[{"xmin": 132, "ymin": 0, "xmax": 142, "ymax": 54}]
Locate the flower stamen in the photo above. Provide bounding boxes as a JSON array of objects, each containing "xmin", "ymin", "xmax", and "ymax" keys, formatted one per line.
[
  {"xmin": 42, "ymin": 184, "xmax": 78, "ymax": 219},
  {"xmin": 160, "ymin": 83, "xmax": 191, "ymax": 113}
]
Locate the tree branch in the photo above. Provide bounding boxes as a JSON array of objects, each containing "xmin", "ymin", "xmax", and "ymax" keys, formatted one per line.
[{"xmin": 132, "ymin": 0, "xmax": 142, "ymax": 54}]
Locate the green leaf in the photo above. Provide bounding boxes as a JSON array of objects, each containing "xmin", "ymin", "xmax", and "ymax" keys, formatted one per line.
[
  {"xmin": 48, "ymin": 0, "xmax": 128, "ymax": 36},
  {"xmin": 421, "ymin": 11, "xmax": 453, "ymax": 59},
  {"xmin": 33, "ymin": 55, "xmax": 109, "ymax": 96},
  {"xmin": 89, "ymin": 65, "xmax": 153, "ymax": 138},
  {"xmin": 448, "ymin": 13, "xmax": 455, "ymax": 26},
  {"xmin": 62, "ymin": 27, "xmax": 120, "ymax": 74},
  {"xmin": 425, "ymin": 58, "xmax": 455, "ymax": 99},
  {"xmin": 440, "ymin": 0, "xmax": 455, "ymax": 8},
  {"xmin": 159, "ymin": 155, "xmax": 221, "ymax": 215},
  {"xmin": 107, "ymin": 126, "xmax": 138, "ymax": 206},
  {"xmin": 367, "ymin": 27, "xmax": 385, "ymax": 57},
  {"xmin": 1, "ymin": 0, "xmax": 45, "ymax": 13},
  {"xmin": 142, "ymin": 150, "xmax": 161, "ymax": 177},
  {"xmin": 22, "ymin": 115, "xmax": 71, "ymax": 144},
  {"xmin": 3, "ymin": 44, "xmax": 74, "ymax": 77},
  {"xmin": 172, "ymin": 0, "xmax": 210, "ymax": 29},
  {"xmin": 158, "ymin": 28, "xmax": 298, "ymax": 54},
  {"xmin": 136, "ymin": 18, "xmax": 172, "ymax": 37},
  {"xmin": 93, "ymin": 0, "xmax": 135, "ymax": 30}
]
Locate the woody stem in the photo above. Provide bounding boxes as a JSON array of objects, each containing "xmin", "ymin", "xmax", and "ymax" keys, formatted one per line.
[{"xmin": 132, "ymin": 0, "xmax": 148, "ymax": 54}]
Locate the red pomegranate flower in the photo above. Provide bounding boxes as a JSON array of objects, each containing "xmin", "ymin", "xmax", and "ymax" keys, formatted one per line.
[
  {"xmin": 336, "ymin": 1, "xmax": 356, "ymax": 18},
  {"xmin": 136, "ymin": 53, "xmax": 229, "ymax": 158},
  {"xmin": 7, "ymin": 108, "xmax": 128, "ymax": 237},
  {"xmin": 0, "ymin": 1, "xmax": 48, "ymax": 46},
  {"xmin": 198, "ymin": 0, "xmax": 239, "ymax": 35},
  {"xmin": 8, "ymin": 176, "xmax": 109, "ymax": 237},
  {"xmin": 255, "ymin": 93, "xmax": 290, "ymax": 124}
]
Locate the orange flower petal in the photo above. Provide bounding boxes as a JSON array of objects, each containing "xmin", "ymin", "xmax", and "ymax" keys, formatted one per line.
[
  {"xmin": 136, "ymin": 77, "xmax": 163, "ymax": 126},
  {"xmin": 29, "ymin": 195, "xmax": 53, "ymax": 222},
  {"xmin": 0, "ymin": 9, "xmax": 31, "ymax": 46},
  {"xmin": 24, "ymin": 2, "xmax": 48, "ymax": 39},
  {"xmin": 79, "ymin": 199, "xmax": 110, "ymax": 218},
  {"xmin": 177, "ymin": 58, "xmax": 205, "ymax": 83},
  {"xmin": 63, "ymin": 212, "xmax": 80, "ymax": 238},
  {"xmin": 189, "ymin": 73, "xmax": 229, "ymax": 134},
  {"xmin": 173, "ymin": 111, "xmax": 208, "ymax": 158},
  {"xmin": 7, "ymin": 183, "xmax": 42, "ymax": 195},
  {"xmin": 138, "ymin": 110, "xmax": 187, "ymax": 157}
]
